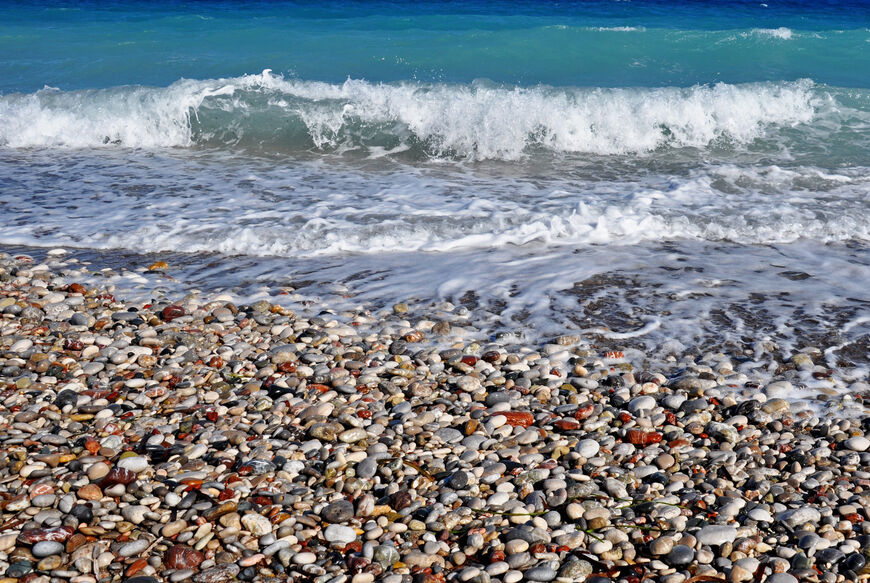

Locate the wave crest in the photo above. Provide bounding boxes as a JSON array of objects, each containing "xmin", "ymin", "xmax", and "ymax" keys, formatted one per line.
[{"xmin": 0, "ymin": 71, "xmax": 819, "ymax": 159}]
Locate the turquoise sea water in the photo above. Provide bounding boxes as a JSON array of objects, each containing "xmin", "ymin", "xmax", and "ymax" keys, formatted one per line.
[
  {"xmin": 0, "ymin": 1, "xmax": 868, "ymax": 390},
  {"xmin": 3, "ymin": 1, "xmax": 870, "ymax": 91}
]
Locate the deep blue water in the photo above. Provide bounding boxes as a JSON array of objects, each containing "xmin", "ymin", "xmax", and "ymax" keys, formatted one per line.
[{"xmin": 2, "ymin": 0, "xmax": 870, "ymax": 92}]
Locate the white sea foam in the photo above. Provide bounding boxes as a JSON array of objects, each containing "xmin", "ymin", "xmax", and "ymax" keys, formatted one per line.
[
  {"xmin": 0, "ymin": 71, "xmax": 820, "ymax": 159},
  {"xmin": 1, "ymin": 149, "xmax": 867, "ymax": 260},
  {"xmin": 750, "ymin": 27, "xmax": 794, "ymax": 39},
  {"xmin": 591, "ymin": 26, "xmax": 644, "ymax": 32},
  {"xmin": 0, "ymin": 84, "xmax": 201, "ymax": 148}
]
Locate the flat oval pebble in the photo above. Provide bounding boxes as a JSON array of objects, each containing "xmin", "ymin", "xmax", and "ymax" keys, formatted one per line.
[
  {"xmin": 119, "ymin": 539, "xmax": 151, "ymax": 557},
  {"xmin": 164, "ymin": 545, "xmax": 204, "ymax": 570},
  {"xmin": 666, "ymin": 544, "xmax": 695, "ymax": 565},
  {"xmin": 696, "ymin": 525, "xmax": 738, "ymax": 546},
  {"xmin": 435, "ymin": 428, "xmax": 464, "ymax": 443},
  {"xmin": 321, "ymin": 499, "xmax": 355, "ymax": 523},
  {"xmin": 324, "ymin": 524, "xmax": 357, "ymax": 544},
  {"xmin": 843, "ymin": 436, "xmax": 870, "ymax": 451},
  {"xmin": 292, "ymin": 551, "xmax": 317, "ymax": 565},
  {"xmin": 748, "ymin": 508, "xmax": 773, "ymax": 522},
  {"xmin": 32, "ymin": 540, "xmax": 64, "ymax": 557},
  {"xmin": 778, "ymin": 507, "xmax": 821, "ymax": 528},
  {"xmin": 575, "ymin": 439, "xmax": 600, "ymax": 458},
  {"xmin": 628, "ymin": 395, "xmax": 656, "ymax": 414},
  {"xmin": 523, "ymin": 564, "xmax": 551, "ymax": 581},
  {"xmin": 339, "ymin": 428, "xmax": 368, "ymax": 443}
]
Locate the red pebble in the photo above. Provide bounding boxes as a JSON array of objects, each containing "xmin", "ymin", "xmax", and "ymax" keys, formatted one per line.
[
  {"xmin": 17, "ymin": 526, "xmax": 75, "ymax": 544},
  {"xmin": 277, "ymin": 362, "xmax": 297, "ymax": 373},
  {"xmin": 126, "ymin": 558, "xmax": 148, "ymax": 577},
  {"xmin": 344, "ymin": 541, "xmax": 363, "ymax": 554},
  {"xmin": 161, "ymin": 305, "xmax": 185, "ymax": 322},
  {"xmin": 64, "ymin": 338, "xmax": 84, "ymax": 351},
  {"xmin": 573, "ymin": 404, "xmax": 594, "ymax": 421},
  {"xmin": 626, "ymin": 429, "xmax": 663, "ymax": 446},
  {"xmin": 181, "ymin": 477, "xmax": 203, "ymax": 488},
  {"xmin": 84, "ymin": 437, "xmax": 101, "ymax": 454},
  {"xmin": 99, "ymin": 466, "xmax": 136, "ymax": 489},
  {"xmin": 553, "ymin": 419, "xmax": 580, "ymax": 431},
  {"xmin": 347, "ymin": 556, "xmax": 370, "ymax": 573},
  {"xmin": 501, "ymin": 411, "xmax": 534, "ymax": 428},
  {"xmin": 164, "ymin": 545, "xmax": 205, "ymax": 570},
  {"xmin": 28, "ymin": 483, "xmax": 54, "ymax": 499},
  {"xmin": 460, "ymin": 355, "xmax": 478, "ymax": 366}
]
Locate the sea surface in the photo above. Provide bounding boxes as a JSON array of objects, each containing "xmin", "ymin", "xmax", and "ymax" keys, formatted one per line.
[{"xmin": 1, "ymin": 1, "xmax": 869, "ymax": 397}]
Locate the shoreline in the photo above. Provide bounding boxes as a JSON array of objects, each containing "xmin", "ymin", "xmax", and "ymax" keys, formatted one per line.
[{"xmin": 1, "ymin": 251, "xmax": 869, "ymax": 583}]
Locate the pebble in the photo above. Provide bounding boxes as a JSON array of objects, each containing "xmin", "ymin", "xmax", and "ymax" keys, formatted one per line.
[
  {"xmin": 843, "ymin": 436, "xmax": 870, "ymax": 451},
  {"xmin": 667, "ymin": 545, "xmax": 695, "ymax": 565},
  {"xmin": 165, "ymin": 546, "xmax": 205, "ymax": 570},
  {"xmin": 292, "ymin": 552, "xmax": 317, "ymax": 565},
  {"xmin": 696, "ymin": 525, "xmax": 738, "ymax": 546},
  {"xmin": 523, "ymin": 566, "xmax": 556, "ymax": 581},
  {"xmin": 119, "ymin": 539, "xmax": 151, "ymax": 557},
  {"xmin": 240, "ymin": 513, "xmax": 272, "ymax": 537},
  {"xmin": 117, "ymin": 456, "xmax": 150, "ymax": 473},
  {"xmin": 32, "ymin": 541, "xmax": 64, "ymax": 557},
  {"xmin": 628, "ymin": 395, "xmax": 656, "ymax": 414},
  {"xmin": 778, "ymin": 507, "xmax": 821, "ymax": 528},
  {"xmin": 324, "ymin": 524, "xmax": 357, "ymax": 545},
  {"xmin": 575, "ymin": 439, "xmax": 600, "ymax": 458},
  {"xmin": 193, "ymin": 564, "xmax": 239, "ymax": 583},
  {"xmin": 0, "ymin": 254, "xmax": 863, "ymax": 583},
  {"xmin": 322, "ymin": 499, "xmax": 355, "ymax": 523}
]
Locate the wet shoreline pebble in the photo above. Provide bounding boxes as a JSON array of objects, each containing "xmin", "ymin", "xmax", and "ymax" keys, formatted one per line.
[{"xmin": 0, "ymin": 252, "xmax": 869, "ymax": 583}]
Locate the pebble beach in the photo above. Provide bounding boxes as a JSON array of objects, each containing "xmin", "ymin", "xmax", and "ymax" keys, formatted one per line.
[
  {"xmin": 2, "ymin": 1, "xmax": 870, "ymax": 583},
  {"xmin": 1, "ymin": 250, "xmax": 869, "ymax": 583}
]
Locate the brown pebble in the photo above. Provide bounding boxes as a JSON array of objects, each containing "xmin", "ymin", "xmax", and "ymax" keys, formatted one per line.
[{"xmin": 77, "ymin": 484, "xmax": 102, "ymax": 500}]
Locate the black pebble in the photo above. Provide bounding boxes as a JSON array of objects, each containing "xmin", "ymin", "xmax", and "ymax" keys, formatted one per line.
[{"xmin": 69, "ymin": 504, "xmax": 93, "ymax": 524}]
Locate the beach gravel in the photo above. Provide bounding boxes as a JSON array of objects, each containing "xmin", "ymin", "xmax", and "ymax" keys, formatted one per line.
[{"xmin": 0, "ymin": 252, "xmax": 868, "ymax": 583}]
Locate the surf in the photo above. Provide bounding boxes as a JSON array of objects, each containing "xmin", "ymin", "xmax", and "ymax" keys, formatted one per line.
[{"xmin": 0, "ymin": 71, "xmax": 828, "ymax": 160}]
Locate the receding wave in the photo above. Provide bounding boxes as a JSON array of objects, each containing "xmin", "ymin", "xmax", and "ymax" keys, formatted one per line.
[
  {"xmin": 0, "ymin": 71, "xmax": 824, "ymax": 160},
  {"xmin": 1, "ymin": 159, "xmax": 867, "ymax": 257}
]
